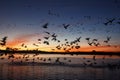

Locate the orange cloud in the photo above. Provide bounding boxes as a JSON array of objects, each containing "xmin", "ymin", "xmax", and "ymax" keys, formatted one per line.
[{"xmin": 7, "ymin": 33, "xmax": 41, "ymax": 47}]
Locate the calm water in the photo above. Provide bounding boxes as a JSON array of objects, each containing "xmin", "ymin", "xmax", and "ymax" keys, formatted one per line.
[{"xmin": 0, "ymin": 53, "xmax": 120, "ymax": 80}]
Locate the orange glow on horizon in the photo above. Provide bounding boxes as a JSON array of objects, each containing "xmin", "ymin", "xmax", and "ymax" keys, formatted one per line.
[
  {"xmin": 53, "ymin": 45, "xmax": 120, "ymax": 52},
  {"xmin": 1, "ymin": 45, "xmax": 120, "ymax": 52},
  {"xmin": 6, "ymin": 33, "xmax": 42, "ymax": 47},
  {"xmin": 70, "ymin": 46, "xmax": 120, "ymax": 52}
]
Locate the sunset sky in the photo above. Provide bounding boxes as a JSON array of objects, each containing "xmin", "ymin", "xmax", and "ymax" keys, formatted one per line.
[{"xmin": 0, "ymin": 0, "xmax": 120, "ymax": 52}]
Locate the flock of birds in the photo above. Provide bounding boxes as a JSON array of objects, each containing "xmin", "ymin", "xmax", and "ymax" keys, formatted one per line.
[
  {"xmin": 0, "ymin": 30, "xmax": 120, "ymax": 69},
  {"xmin": 10, "ymin": 17, "xmax": 120, "ymax": 51},
  {"xmin": 0, "ymin": 16, "xmax": 120, "ymax": 52},
  {"xmin": 4, "ymin": 18, "xmax": 119, "ymax": 52},
  {"xmin": 0, "ymin": 27, "xmax": 120, "ymax": 69},
  {"xmin": 0, "ymin": 0, "xmax": 120, "ymax": 68},
  {"xmin": 0, "ymin": 11, "xmax": 120, "ymax": 54}
]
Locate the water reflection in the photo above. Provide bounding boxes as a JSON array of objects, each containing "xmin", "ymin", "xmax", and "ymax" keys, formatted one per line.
[
  {"xmin": 1, "ymin": 53, "xmax": 120, "ymax": 66},
  {"xmin": 0, "ymin": 63, "xmax": 120, "ymax": 80},
  {"xmin": 0, "ymin": 53, "xmax": 120, "ymax": 80}
]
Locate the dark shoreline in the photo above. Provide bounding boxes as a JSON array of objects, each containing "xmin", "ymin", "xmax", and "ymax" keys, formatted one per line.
[{"xmin": 0, "ymin": 50, "xmax": 120, "ymax": 55}]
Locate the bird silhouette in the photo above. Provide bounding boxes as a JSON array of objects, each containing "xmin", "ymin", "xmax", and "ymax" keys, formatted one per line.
[
  {"xmin": 65, "ymin": 39, "xmax": 68, "ymax": 41},
  {"xmin": 51, "ymin": 33, "xmax": 57, "ymax": 38},
  {"xmin": 57, "ymin": 40, "xmax": 60, "ymax": 43},
  {"xmin": 42, "ymin": 23, "xmax": 49, "ymax": 28},
  {"xmin": 63, "ymin": 24, "xmax": 70, "ymax": 29},
  {"xmin": 107, "ymin": 18, "xmax": 115, "ymax": 23},
  {"xmin": 104, "ymin": 36, "xmax": 111, "ymax": 43},
  {"xmin": 44, "ymin": 36, "xmax": 49, "ymax": 40},
  {"xmin": 55, "ymin": 58, "xmax": 60, "ymax": 63},
  {"xmin": 56, "ymin": 45, "xmax": 61, "ymax": 50},
  {"xmin": 38, "ymin": 39, "xmax": 41, "ymax": 41},
  {"xmin": 93, "ymin": 55, "xmax": 96, "ymax": 61},
  {"xmin": 33, "ymin": 43, "xmax": 39, "ymax": 47},
  {"xmin": 51, "ymin": 49, "xmax": 55, "ymax": 51},
  {"xmin": 8, "ymin": 54, "xmax": 14, "ymax": 59},
  {"xmin": 0, "ymin": 57, "xmax": 4, "ymax": 60},
  {"xmin": 104, "ymin": 22, "xmax": 109, "ymax": 26},
  {"xmin": 44, "ymin": 31, "xmax": 50, "ymax": 35},
  {"xmin": 76, "ymin": 37, "xmax": 81, "ymax": 42},
  {"xmin": 0, "ymin": 54, "xmax": 4, "ymax": 56},
  {"xmin": 43, "ymin": 58, "xmax": 46, "ymax": 62},
  {"xmin": 24, "ymin": 45, "xmax": 27, "ymax": 48},
  {"xmin": 68, "ymin": 60, "xmax": 71, "ymax": 62},
  {"xmin": 88, "ymin": 42, "xmax": 93, "ymax": 46},
  {"xmin": 51, "ymin": 37, "xmax": 57, "ymax": 41},
  {"xmin": 75, "ymin": 46, "xmax": 80, "ymax": 49},
  {"xmin": 85, "ymin": 38, "xmax": 90, "ymax": 41},
  {"xmin": 63, "ymin": 57, "xmax": 67, "ymax": 60},
  {"xmin": 104, "ymin": 18, "xmax": 115, "ymax": 26},
  {"xmin": 92, "ymin": 39, "xmax": 98, "ymax": 42},
  {"xmin": 48, "ymin": 58, "xmax": 51, "ymax": 62},
  {"xmin": 21, "ymin": 43, "xmax": 25, "ymax": 47},
  {"xmin": 94, "ymin": 42, "xmax": 100, "ymax": 46},
  {"xmin": 43, "ymin": 41, "xmax": 49, "ymax": 45},
  {"xmin": 0, "ymin": 36, "xmax": 8, "ymax": 46},
  {"xmin": 117, "ymin": 22, "xmax": 120, "ymax": 24}
]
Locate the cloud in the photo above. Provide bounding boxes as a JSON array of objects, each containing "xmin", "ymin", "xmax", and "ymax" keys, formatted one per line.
[{"xmin": 7, "ymin": 33, "xmax": 41, "ymax": 47}]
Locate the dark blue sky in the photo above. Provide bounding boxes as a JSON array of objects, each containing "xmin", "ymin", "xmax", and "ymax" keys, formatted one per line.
[{"xmin": 0, "ymin": 0, "xmax": 120, "ymax": 51}]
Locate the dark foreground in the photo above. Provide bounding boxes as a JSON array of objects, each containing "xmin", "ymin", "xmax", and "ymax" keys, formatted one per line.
[
  {"xmin": 0, "ymin": 63, "xmax": 120, "ymax": 80},
  {"xmin": 0, "ymin": 50, "xmax": 120, "ymax": 55},
  {"xmin": 0, "ymin": 52, "xmax": 120, "ymax": 80}
]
